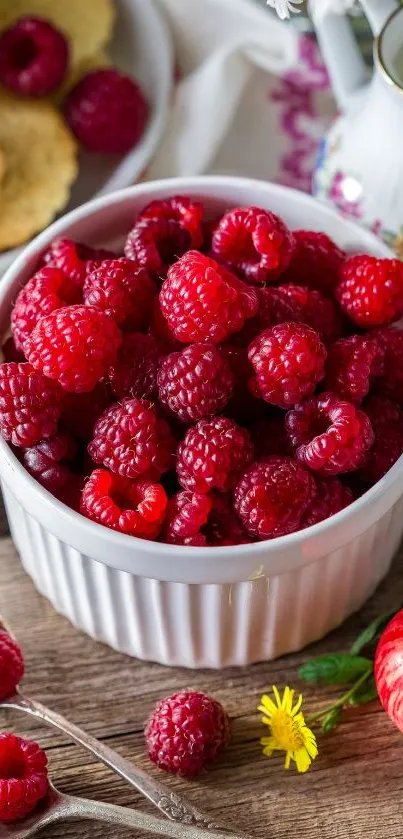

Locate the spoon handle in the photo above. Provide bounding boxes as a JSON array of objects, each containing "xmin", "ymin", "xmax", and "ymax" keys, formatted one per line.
[{"xmin": 3, "ymin": 692, "xmax": 227, "ymax": 831}]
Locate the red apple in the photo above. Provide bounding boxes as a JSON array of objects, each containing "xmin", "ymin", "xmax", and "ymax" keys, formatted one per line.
[{"xmin": 375, "ymin": 610, "xmax": 403, "ymax": 732}]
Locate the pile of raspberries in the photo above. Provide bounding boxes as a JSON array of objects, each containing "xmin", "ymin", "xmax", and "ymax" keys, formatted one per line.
[{"xmin": 2, "ymin": 195, "xmax": 403, "ymax": 547}]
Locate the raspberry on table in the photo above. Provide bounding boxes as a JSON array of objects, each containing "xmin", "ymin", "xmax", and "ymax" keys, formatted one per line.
[
  {"xmin": 0, "ymin": 362, "xmax": 63, "ymax": 447},
  {"xmin": 1, "ymin": 337, "xmax": 25, "ymax": 364},
  {"xmin": 281, "ymin": 230, "xmax": 345, "ymax": 295},
  {"xmin": 11, "ymin": 267, "xmax": 81, "ymax": 352},
  {"xmin": 125, "ymin": 216, "xmax": 192, "ymax": 279},
  {"xmin": 145, "ymin": 690, "xmax": 230, "ymax": 778},
  {"xmin": 234, "ymin": 456, "xmax": 316, "ymax": 540},
  {"xmin": 220, "ymin": 344, "xmax": 266, "ymax": 423},
  {"xmin": 250, "ymin": 414, "xmax": 291, "ymax": 459},
  {"xmin": 372, "ymin": 324, "xmax": 403, "ymax": 403},
  {"xmin": 248, "ymin": 322, "xmax": 327, "ymax": 409},
  {"xmin": 26, "ymin": 305, "xmax": 122, "ymax": 393},
  {"xmin": 211, "ymin": 206, "xmax": 295, "ymax": 284},
  {"xmin": 335, "ymin": 255, "xmax": 403, "ymax": 328},
  {"xmin": 81, "ymin": 469, "xmax": 167, "ymax": 539},
  {"xmin": 88, "ymin": 397, "xmax": 175, "ymax": 480},
  {"xmin": 177, "ymin": 417, "xmax": 254, "ymax": 494},
  {"xmin": 0, "ymin": 733, "xmax": 48, "ymax": 822},
  {"xmin": 285, "ymin": 391, "xmax": 375, "ymax": 475},
  {"xmin": 359, "ymin": 395, "xmax": 403, "ymax": 484},
  {"xmin": 260, "ymin": 283, "xmax": 344, "ymax": 344},
  {"xmin": 0, "ymin": 16, "xmax": 68, "ymax": 97},
  {"xmin": 162, "ymin": 490, "xmax": 213, "ymax": 546},
  {"xmin": 138, "ymin": 196, "xmax": 204, "ymax": 249},
  {"xmin": 109, "ymin": 333, "xmax": 160, "ymax": 400},
  {"xmin": 64, "ymin": 68, "xmax": 149, "ymax": 154},
  {"xmin": 83, "ymin": 259, "xmax": 156, "ymax": 331},
  {"xmin": 157, "ymin": 343, "xmax": 234, "ymax": 423},
  {"xmin": 159, "ymin": 250, "xmax": 258, "ymax": 344},
  {"xmin": 22, "ymin": 431, "xmax": 78, "ymax": 494},
  {"xmin": 42, "ymin": 238, "xmax": 115, "ymax": 289},
  {"xmin": 324, "ymin": 334, "xmax": 384, "ymax": 404},
  {"xmin": 0, "ymin": 631, "xmax": 24, "ymax": 700},
  {"xmin": 61, "ymin": 381, "xmax": 112, "ymax": 440},
  {"xmin": 300, "ymin": 477, "xmax": 353, "ymax": 528}
]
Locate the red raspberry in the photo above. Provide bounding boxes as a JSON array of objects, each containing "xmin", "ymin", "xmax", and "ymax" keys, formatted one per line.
[
  {"xmin": 176, "ymin": 417, "xmax": 254, "ymax": 493},
  {"xmin": 1, "ymin": 337, "xmax": 24, "ymax": 364},
  {"xmin": 0, "ymin": 16, "xmax": 68, "ymax": 97},
  {"xmin": 204, "ymin": 492, "xmax": 251, "ymax": 546},
  {"xmin": 63, "ymin": 68, "xmax": 148, "ymax": 154},
  {"xmin": 61, "ymin": 381, "xmax": 112, "ymax": 439},
  {"xmin": 220, "ymin": 345, "xmax": 266, "ymax": 423},
  {"xmin": 234, "ymin": 456, "xmax": 316, "ymax": 540},
  {"xmin": 250, "ymin": 415, "xmax": 291, "ymax": 459},
  {"xmin": 83, "ymin": 259, "xmax": 156, "ymax": 331},
  {"xmin": 261, "ymin": 283, "xmax": 343, "ymax": 344},
  {"xmin": 282, "ymin": 230, "xmax": 345, "ymax": 295},
  {"xmin": 109, "ymin": 333, "xmax": 160, "ymax": 400},
  {"xmin": 285, "ymin": 391, "xmax": 375, "ymax": 475},
  {"xmin": 22, "ymin": 432, "xmax": 78, "ymax": 494},
  {"xmin": 0, "ymin": 733, "xmax": 48, "ymax": 822},
  {"xmin": 335, "ymin": 255, "xmax": 403, "ymax": 328},
  {"xmin": 81, "ymin": 469, "xmax": 167, "ymax": 539},
  {"xmin": 11, "ymin": 267, "xmax": 80, "ymax": 352},
  {"xmin": 26, "ymin": 305, "xmax": 121, "ymax": 394},
  {"xmin": 42, "ymin": 238, "xmax": 115, "ymax": 288},
  {"xmin": 157, "ymin": 344, "xmax": 234, "ymax": 423},
  {"xmin": 138, "ymin": 196, "xmax": 204, "ymax": 249},
  {"xmin": 248, "ymin": 323, "xmax": 327, "ymax": 409},
  {"xmin": 125, "ymin": 216, "xmax": 192, "ymax": 279},
  {"xmin": 148, "ymin": 297, "xmax": 181, "ymax": 352},
  {"xmin": 233, "ymin": 286, "xmax": 277, "ymax": 347},
  {"xmin": 324, "ymin": 334, "xmax": 384, "ymax": 403},
  {"xmin": 0, "ymin": 362, "xmax": 63, "ymax": 447},
  {"xmin": 372, "ymin": 324, "xmax": 403, "ymax": 403},
  {"xmin": 300, "ymin": 477, "xmax": 353, "ymax": 528},
  {"xmin": 145, "ymin": 690, "xmax": 230, "ymax": 778},
  {"xmin": 359, "ymin": 395, "xmax": 403, "ymax": 484},
  {"xmin": 0, "ymin": 631, "xmax": 24, "ymax": 700},
  {"xmin": 211, "ymin": 206, "xmax": 295, "ymax": 284},
  {"xmin": 162, "ymin": 491, "xmax": 213, "ymax": 546},
  {"xmin": 159, "ymin": 251, "xmax": 258, "ymax": 344},
  {"xmin": 88, "ymin": 398, "xmax": 175, "ymax": 480}
]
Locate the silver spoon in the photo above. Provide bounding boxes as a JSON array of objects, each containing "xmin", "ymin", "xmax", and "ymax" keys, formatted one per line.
[
  {"xmin": 0, "ymin": 617, "xmax": 234, "ymax": 832},
  {"xmin": 0, "ymin": 779, "xmax": 252, "ymax": 839}
]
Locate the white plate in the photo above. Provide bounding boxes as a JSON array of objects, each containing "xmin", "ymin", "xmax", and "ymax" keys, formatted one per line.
[{"xmin": 0, "ymin": 0, "xmax": 173, "ymax": 276}]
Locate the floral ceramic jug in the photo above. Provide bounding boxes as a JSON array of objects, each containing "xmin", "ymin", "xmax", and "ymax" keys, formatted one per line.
[{"xmin": 312, "ymin": 0, "xmax": 403, "ymax": 255}]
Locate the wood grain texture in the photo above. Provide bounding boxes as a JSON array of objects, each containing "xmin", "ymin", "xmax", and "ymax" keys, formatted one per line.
[{"xmin": 1, "ymin": 536, "xmax": 403, "ymax": 839}]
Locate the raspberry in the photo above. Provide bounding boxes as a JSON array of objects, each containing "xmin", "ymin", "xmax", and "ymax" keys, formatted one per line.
[
  {"xmin": 109, "ymin": 333, "xmax": 160, "ymax": 400},
  {"xmin": 61, "ymin": 381, "xmax": 112, "ymax": 439},
  {"xmin": 234, "ymin": 456, "xmax": 315, "ymax": 540},
  {"xmin": 81, "ymin": 469, "xmax": 167, "ymax": 539},
  {"xmin": 162, "ymin": 491, "xmax": 213, "ymax": 546},
  {"xmin": 157, "ymin": 344, "xmax": 234, "ymax": 423},
  {"xmin": 11, "ymin": 267, "xmax": 80, "ymax": 352},
  {"xmin": 234, "ymin": 286, "xmax": 276, "ymax": 346},
  {"xmin": 324, "ymin": 334, "xmax": 384, "ymax": 403},
  {"xmin": 335, "ymin": 255, "xmax": 403, "ymax": 328},
  {"xmin": 1, "ymin": 338, "xmax": 24, "ymax": 364},
  {"xmin": 149, "ymin": 298, "xmax": 181, "ymax": 352},
  {"xmin": 220, "ymin": 345, "xmax": 266, "ymax": 423},
  {"xmin": 372, "ymin": 325, "xmax": 403, "ymax": 403},
  {"xmin": 0, "ymin": 631, "xmax": 24, "ymax": 700},
  {"xmin": 63, "ymin": 68, "xmax": 148, "ymax": 154},
  {"xmin": 248, "ymin": 323, "xmax": 327, "ymax": 409},
  {"xmin": 26, "ymin": 305, "xmax": 121, "ymax": 393},
  {"xmin": 0, "ymin": 16, "xmax": 68, "ymax": 97},
  {"xmin": 83, "ymin": 259, "xmax": 156, "ymax": 331},
  {"xmin": 300, "ymin": 477, "xmax": 353, "ymax": 528},
  {"xmin": 285, "ymin": 391, "xmax": 375, "ymax": 475},
  {"xmin": 250, "ymin": 415, "xmax": 291, "ymax": 459},
  {"xmin": 204, "ymin": 493, "xmax": 251, "ymax": 546},
  {"xmin": 211, "ymin": 206, "xmax": 295, "ymax": 284},
  {"xmin": 145, "ymin": 690, "xmax": 230, "ymax": 778},
  {"xmin": 138, "ymin": 196, "xmax": 204, "ymax": 249},
  {"xmin": 88, "ymin": 398, "xmax": 175, "ymax": 480},
  {"xmin": 0, "ymin": 733, "xmax": 48, "ymax": 822},
  {"xmin": 176, "ymin": 417, "xmax": 254, "ymax": 493},
  {"xmin": 0, "ymin": 362, "xmax": 63, "ymax": 447},
  {"xmin": 260, "ymin": 284, "xmax": 343, "ymax": 344},
  {"xmin": 42, "ymin": 238, "xmax": 115, "ymax": 288},
  {"xmin": 159, "ymin": 251, "xmax": 258, "ymax": 344},
  {"xmin": 282, "ymin": 230, "xmax": 345, "ymax": 295},
  {"xmin": 125, "ymin": 216, "xmax": 192, "ymax": 279},
  {"xmin": 359, "ymin": 395, "xmax": 403, "ymax": 484},
  {"xmin": 22, "ymin": 432, "xmax": 78, "ymax": 494}
]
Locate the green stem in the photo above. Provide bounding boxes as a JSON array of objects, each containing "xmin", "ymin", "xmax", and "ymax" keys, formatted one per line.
[{"xmin": 306, "ymin": 668, "xmax": 372, "ymax": 725}]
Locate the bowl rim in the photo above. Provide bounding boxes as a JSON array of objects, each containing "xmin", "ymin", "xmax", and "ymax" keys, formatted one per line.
[{"xmin": 0, "ymin": 174, "xmax": 400, "ymax": 583}]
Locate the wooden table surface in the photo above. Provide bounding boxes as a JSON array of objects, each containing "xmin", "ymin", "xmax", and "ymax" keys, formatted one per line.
[{"xmin": 2, "ymin": 503, "xmax": 403, "ymax": 839}]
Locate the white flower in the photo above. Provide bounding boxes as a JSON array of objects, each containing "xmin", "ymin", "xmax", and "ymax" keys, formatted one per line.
[
  {"xmin": 308, "ymin": 0, "xmax": 357, "ymax": 19},
  {"xmin": 266, "ymin": 0, "xmax": 304, "ymax": 19}
]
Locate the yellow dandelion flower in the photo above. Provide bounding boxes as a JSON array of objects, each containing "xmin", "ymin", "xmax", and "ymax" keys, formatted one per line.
[{"xmin": 258, "ymin": 686, "xmax": 318, "ymax": 773}]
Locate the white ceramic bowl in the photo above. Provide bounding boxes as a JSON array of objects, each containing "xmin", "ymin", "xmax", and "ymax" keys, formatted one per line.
[
  {"xmin": 0, "ymin": 0, "xmax": 173, "ymax": 277},
  {"xmin": 0, "ymin": 176, "xmax": 400, "ymax": 669}
]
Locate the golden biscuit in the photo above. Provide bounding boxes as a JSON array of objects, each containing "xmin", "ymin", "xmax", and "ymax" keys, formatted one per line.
[
  {"xmin": 0, "ymin": 150, "xmax": 5, "ymax": 190},
  {"xmin": 0, "ymin": 90, "xmax": 78, "ymax": 251}
]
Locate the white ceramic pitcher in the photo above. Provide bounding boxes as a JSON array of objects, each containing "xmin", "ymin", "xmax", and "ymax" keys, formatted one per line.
[{"xmin": 312, "ymin": 0, "xmax": 403, "ymax": 255}]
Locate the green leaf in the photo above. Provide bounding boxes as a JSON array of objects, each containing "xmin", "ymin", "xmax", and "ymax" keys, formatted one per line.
[
  {"xmin": 350, "ymin": 609, "xmax": 400, "ymax": 656},
  {"xmin": 321, "ymin": 707, "xmax": 341, "ymax": 733},
  {"xmin": 348, "ymin": 674, "xmax": 378, "ymax": 706},
  {"xmin": 298, "ymin": 653, "xmax": 372, "ymax": 686}
]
